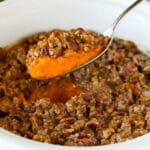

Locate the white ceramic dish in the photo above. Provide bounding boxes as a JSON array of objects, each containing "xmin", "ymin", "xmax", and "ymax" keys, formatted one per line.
[{"xmin": 0, "ymin": 0, "xmax": 150, "ymax": 150}]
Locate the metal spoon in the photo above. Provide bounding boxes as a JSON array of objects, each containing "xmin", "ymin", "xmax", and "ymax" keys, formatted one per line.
[
  {"xmin": 31, "ymin": 0, "xmax": 145, "ymax": 80},
  {"xmin": 65, "ymin": 0, "xmax": 144, "ymax": 75}
]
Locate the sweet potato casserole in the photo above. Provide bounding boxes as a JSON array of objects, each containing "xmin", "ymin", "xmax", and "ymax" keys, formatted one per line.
[{"xmin": 0, "ymin": 28, "xmax": 150, "ymax": 146}]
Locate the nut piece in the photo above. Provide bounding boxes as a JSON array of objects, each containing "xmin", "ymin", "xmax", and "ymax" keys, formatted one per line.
[{"xmin": 102, "ymin": 128, "xmax": 115, "ymax": 139}]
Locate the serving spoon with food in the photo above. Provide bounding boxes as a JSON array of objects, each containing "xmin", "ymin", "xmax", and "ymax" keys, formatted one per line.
[{"xmin": 26, "ymin": 0, "xmax": 144, "ymax": 79}]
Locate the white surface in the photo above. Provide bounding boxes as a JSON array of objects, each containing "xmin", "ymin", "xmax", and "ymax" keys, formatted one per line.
[{"xmin": 0, "ymin": 0, "xmax": 150, "ymax": 150}]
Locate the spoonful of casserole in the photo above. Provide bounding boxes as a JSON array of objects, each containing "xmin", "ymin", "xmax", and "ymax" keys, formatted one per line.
[
  {"xmin": 26, "ymin": 29, "xmax": 109, "ymax": 79},
  {"xmin": 26, "ymin": 0, "xmax": 143, "ymax": 79}
]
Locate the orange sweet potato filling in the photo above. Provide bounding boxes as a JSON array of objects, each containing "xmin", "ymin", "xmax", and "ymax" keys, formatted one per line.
[
  {"xmin": 28, "ymin": 79, "xmax": 85, "ymax": 103},
  {"xmin": 28, "ymin": 45, "xmax": 103, "ymax": 79}
]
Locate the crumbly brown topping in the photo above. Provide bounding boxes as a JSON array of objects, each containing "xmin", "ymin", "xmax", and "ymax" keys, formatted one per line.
[{"xmin": 27, "ymin": 28, "xmax": 109, "ymax": 59}]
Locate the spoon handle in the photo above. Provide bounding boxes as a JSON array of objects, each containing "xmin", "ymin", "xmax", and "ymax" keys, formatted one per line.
[
  {"xmin": 113, "ymin": 0, "xmax": 143, "ymax": 31},
  {"xmin": 100, "ymin": 0, "xmax": 144, "ymax": 65}
]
